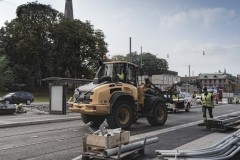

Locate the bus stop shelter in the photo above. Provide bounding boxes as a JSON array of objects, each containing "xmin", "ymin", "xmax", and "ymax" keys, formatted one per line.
[{"xmin": 42, "ymin": 77, "xmax": 92, "ymax": 115}]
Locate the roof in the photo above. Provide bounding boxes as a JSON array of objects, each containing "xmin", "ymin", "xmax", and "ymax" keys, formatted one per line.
[
  {"xmin": 42, "ymin": 77, "xmax": 93, "ymax": 84},
  {"xmin": 104, "ymin": 61, "xmax": 139, "ymax": 68},
  {"xmin": 198, "ymin": 73, "xmax": 231, "ymax": 79}
]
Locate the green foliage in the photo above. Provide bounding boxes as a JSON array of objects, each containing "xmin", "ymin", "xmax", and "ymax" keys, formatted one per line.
[
  {"xmin": 1, "ymin": 2, "xmax": 63, "ymax": 89},
  {"xmin": 113, "ymin": 52, "xmax": 169, "ymax": 76},
  {"xmin": 0, "ymin": 2, "xmax": 108, "ymax": 89},
  {"xmin": 0, "ymin": 55, "xmax": 13, "ymax": 90},
  {"xmin": 141, "ymin": 52, "xmax": 168, "ymax": 76},
  {"xmin": 50, "ymin": 19, "xmax": 108, "ymax": 79},
  {"xmin": 112, "ymin": 55, "xmax": 127, "ymax": 61}
]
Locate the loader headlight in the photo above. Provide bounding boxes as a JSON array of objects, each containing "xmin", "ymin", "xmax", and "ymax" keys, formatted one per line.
[
  {"xmin": 74, "ymin": 93, "xmax": 80, "ymax": 99},
  {"xmin": 84, "ymin": 92, "xmax": 92, "ymax": 100}
]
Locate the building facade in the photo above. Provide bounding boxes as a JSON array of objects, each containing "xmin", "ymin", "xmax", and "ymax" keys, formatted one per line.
[
  {"xmin": 198, "ymin": 72, "xmax": 235, "ymax": 92},
  {"xmin": 180, "ymin": 72, "xmax": 239, "ymax": 95},
  {"xmin": 138, "ymin": 71, "xmax": 239, "ymax": 95},
  {"xmin": 151, "ymin": 74, "xmax": 181, "ymax": 91},
  {"xmin": 138, "ymin": 73, "xmax": 181, "ymax": 91},
  {"xmin": 180, "ymin": 76, "xmax": 199, "ymax": 94}
]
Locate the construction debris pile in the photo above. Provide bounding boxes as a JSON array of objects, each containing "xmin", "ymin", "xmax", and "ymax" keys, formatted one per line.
[{"xmin": 156, "ymin": 129, "xmax": 240, "ymax": 160}]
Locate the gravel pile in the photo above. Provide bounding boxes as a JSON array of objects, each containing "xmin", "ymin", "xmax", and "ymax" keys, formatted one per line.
[{"xmin": 23, "ymin": 105, "xmax": 50, "ymax": 114}]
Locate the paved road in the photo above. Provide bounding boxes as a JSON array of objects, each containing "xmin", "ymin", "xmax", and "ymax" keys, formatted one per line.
[{"xmin": 0, "ymin": 104, "xmax": 240, "ymax": 160}]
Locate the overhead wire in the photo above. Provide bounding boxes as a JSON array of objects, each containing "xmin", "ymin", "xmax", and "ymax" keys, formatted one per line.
[{"xmin": 159, "ymin": 46, "xmax": 240, "ymax": 58}]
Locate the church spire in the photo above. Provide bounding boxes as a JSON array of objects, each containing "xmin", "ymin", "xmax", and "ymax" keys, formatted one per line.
[{"xmin": 64, "ymin": 0, "xmax": 73, "ymax": 20}]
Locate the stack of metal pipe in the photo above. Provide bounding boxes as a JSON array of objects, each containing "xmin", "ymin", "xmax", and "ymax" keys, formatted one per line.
[{"xmin": 156, "ymin": 129, "xmax": 240, "ymax": 160}]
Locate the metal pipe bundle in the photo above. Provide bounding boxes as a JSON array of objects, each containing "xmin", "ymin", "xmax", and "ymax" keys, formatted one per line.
[
  {"xmin": 220, "ymin": 116, "xmax": 240, "ymax": 125},
  {"xmin": 103, "ymin": 137, "xmax": 159, "ymax": 157},
  {"xmin": 156, "ymin": 129, "xmax": 240, "ymax": 160},
  {"xmin": 212, "ymin": 115, "xmax": 240, "ymax": 125}
]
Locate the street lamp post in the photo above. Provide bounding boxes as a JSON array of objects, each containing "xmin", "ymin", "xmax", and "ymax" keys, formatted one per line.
[
  {"xmin": 237, "ymin": 75, "xmax": 239, "ymax": 95},
  {"xmin": 189, "ymin": 65, "xmax": 190, "ymax": 77},
  {"xmin": 140, "ymin": 46, "xmax": 143, "ymax": 84},
  {"xmin": 129, "ymin": 37, "xmax": 132, "ymax": 62}
]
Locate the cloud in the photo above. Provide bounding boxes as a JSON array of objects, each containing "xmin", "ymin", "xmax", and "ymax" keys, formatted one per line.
[
  {"xmin": 164, "ymin": 40, "xmax": 240, "ymax": 76},
  {"xmin": 159, "ymin": 8, "xmax": 239, "ymax": 29},
  {"xmin": 111, "ymin": 9, "xmax": 133, "ymax": 27}
]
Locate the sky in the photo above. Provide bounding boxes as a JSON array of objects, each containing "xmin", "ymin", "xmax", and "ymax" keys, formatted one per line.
[{"xmin": 0, "ymin": 0, "xmax": 240, "ymax": 77}]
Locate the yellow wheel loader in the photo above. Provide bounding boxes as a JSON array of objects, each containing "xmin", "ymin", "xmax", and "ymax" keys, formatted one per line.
[{"xmin": 68, "ymin": 61, "xmax": 168, "ymax": 129}]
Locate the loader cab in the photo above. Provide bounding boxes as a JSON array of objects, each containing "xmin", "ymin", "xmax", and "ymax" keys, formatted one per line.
[{"xmin": 93, "ymin": 61, "xmax": 138, "ymax": 86}]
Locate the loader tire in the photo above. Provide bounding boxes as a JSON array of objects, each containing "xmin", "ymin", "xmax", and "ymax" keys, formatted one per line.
[
  {"xmin": 81, "ymin": 114, "xmax": 105, "ymax": 127},
  {"xmin": 106, "ymin": 100, "xmax": 133, "ymax": 129},
  {"xmin": 185, "ymin": 103, "xmax": 190, "ymax": 112},
  {"xmin": 132, "ymin": 114, "xmax": 139, "ymax": 123},
  {"xmin": 147, "ymin": 102, "xmax": 168, "ymax": 126}
]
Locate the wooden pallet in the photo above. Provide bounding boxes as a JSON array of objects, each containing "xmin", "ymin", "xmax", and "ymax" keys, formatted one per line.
[
  {"xmin": 82, "ymin": 133, "xmax": 147, "ymax": 160},
  {"xmin": 83, "ymin": 131, "xmax": 130, "ymax": 150}
]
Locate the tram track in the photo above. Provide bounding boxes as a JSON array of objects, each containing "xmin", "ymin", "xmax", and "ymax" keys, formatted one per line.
[
  {"xmin": 0, "ymin": 135, "xmax": 83, "ymax": 151},
  {"xmin": 0, "ymin": 125, "xmax": 83, "ymax": 138}
]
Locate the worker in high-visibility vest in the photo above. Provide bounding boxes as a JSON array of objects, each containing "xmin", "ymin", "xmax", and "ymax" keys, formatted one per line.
[
  {"xmin": 171, "ymin": 94, "xmax": 178, "ymax": 114},
  {"xmin": 117, "ymin": 73, "xmax": 124, "ymax": 81},
  {"xmin": 116, "ymin": 65, "xmax": 125, "ymax": 82},
  {"xmin": 201, "ymin": 87, "xmax": 214, "ymax": 122},
  {"xmin": 15, "ymin": 103, "xmax": 24, "ymax": 113}
]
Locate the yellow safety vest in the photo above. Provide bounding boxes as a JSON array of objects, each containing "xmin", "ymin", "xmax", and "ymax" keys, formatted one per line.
[
  {"xmin": 117, "ymin": 74, "xmax": 124, "ymax": 81},
  {"xmin": 201, "ymin": 93, "xmax": 213, "ymax": 108}
]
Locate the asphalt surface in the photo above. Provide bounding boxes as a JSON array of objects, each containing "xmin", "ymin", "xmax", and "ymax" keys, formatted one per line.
[
  {"xmin": 0, "ymin": 110, "xmax": 81, "ymax": 128},
  {"xmin": 0, "ymin": 120, "xmax": 84, "ymax": 160},
  {"xmin": 1, "ymin": 103, "xmax": 240, "ymax": 160}
]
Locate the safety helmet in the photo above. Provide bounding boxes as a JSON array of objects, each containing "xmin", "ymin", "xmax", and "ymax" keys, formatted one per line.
[{"xmin": 203, "ymin": 87, "xmax": 207, "ymax": 91}]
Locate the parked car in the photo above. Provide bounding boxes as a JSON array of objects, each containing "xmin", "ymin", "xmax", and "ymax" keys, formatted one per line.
[
  {"xmin": 0, "ymin": 101, "xmax": 16, "ymax": 114},
  {"xmin": 167, "ymin": 92, "xmax": 192, "ymax": 113},
  {"xmin": 195, "ymin": 95, "xmax": 202, "ymax": 105},
  {"xmin": 0, "ymin": 91, "xmax": 34, "ymax": 105}
]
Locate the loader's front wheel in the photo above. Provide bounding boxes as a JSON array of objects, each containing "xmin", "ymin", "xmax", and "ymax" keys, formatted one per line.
[
  {"xmin": 81, "ymin": 114, "xmax": 105, "ymax": 127},
  {"xmin": 147, "ymin": 102, "xmax": 168, "ymax": 126},
  {"xmin": 132, "ymin": 113, "xmax": 139, "ymax": 123},
  {"xmin": 106, "ymin": 100, "xmax": 133, "ymax": 129}
]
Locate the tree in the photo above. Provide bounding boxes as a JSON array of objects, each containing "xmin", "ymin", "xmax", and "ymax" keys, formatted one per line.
[
  {"xmin": 115, "ymin": 52, "xmax": 169, "ymax": 76},
  {"xmin": 126, "ymin": 51, "xmax": 140, "ymax": 65},
  {"xmin": 0, "ymin": 2, "xmax": 108, "ymax": 89},
  {"xmin": 1, "ymin": 2, "xmax": 63, "ymax": 89},
  {"xmin": 142, "ymin": 53, "xmax": 168, "ymax": 75},
  {"xmin": 50, "ymin": 19, "xmax": 108, "ymax": 79},
  {"xmin": 0, "ymin": 55, "xmax": 13, "ymax": 90},
  {"xmin": 111, "ymin": 55, "xmax": 127, "ymax": 61}
]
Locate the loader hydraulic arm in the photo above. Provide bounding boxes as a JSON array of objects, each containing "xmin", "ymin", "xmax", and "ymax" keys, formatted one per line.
[{"xmin": 144, "ymin": 77, "xmax": 164, "ymax": 95}]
